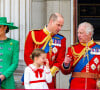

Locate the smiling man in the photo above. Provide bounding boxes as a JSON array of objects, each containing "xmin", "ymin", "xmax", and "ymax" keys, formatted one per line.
[{"xmin": 24, "ymin": 13, "xmax": 66, "ymax": 89}]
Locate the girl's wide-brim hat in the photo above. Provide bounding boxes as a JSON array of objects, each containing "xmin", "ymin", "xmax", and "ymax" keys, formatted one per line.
[{"xmin": 0, "ymin": 17, "xmax": 18, "ymax": 30}]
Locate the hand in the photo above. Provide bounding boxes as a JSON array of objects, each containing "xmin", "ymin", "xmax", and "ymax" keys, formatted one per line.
[
  {"xmin": 45, "ymin": 59, "xmax": 50, "ymax": 69},
  {"xmin": 0, "ymin": 75, "xmax": 5, "ymax": 81},
  {"xmin": 63, "ymin": 55, "xmax": 72, "ymax": 66},
  {"xmin": 96, "ymin": 79, "xmax": 100, "ymax": 89}
]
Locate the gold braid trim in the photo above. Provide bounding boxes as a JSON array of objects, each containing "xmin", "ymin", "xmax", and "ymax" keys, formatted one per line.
[
  {"xmin": 31, "ymin": 31, "xmax": 52, "ymax": 50},
  {"xmin": 42, "ymin": 35, "xmax": 52, "ymax": 50},
  {"xmin": 72, "ymin": 46, "xmax": 86, "ymax": 66},
  {"xmin": 50, "ymin": 66, "xmax": 59, "ymax": 77}
]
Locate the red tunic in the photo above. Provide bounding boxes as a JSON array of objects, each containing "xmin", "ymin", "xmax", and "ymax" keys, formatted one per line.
[
  {"xmin": 61, "ymin": 40, "xmax": 100, "ymax": 89},
  {"xmin": 24, "ymin": 28, "xmax": 66, "ymax": 88}
]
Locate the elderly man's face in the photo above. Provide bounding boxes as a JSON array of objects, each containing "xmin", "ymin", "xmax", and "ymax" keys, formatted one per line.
[{"xmin": 78, "ymin": 25, "xmax": 92, "ymax": 43}]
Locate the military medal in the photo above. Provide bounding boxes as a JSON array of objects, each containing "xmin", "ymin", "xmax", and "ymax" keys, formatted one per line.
[
  {"xmin": 90, "ymin": 48, "xmax": 100, "ymax": 55},
  {"xmin": 58, "ymin": 40, "xmax": 61, "ymax": 47},
  {"xmin": 91, "ymin": 64, "xmax": 96, "ymax": 70},
  {"xmin": 94, "ymin": 57, "xmax": 99, "ymax": 64},
  {"xmin": 52, "ymin": 39, "xmax": 61, "ymax": 47},
  {"xmin": 53, "ymin": 47, "xmax": 58, "ymax": 54}
]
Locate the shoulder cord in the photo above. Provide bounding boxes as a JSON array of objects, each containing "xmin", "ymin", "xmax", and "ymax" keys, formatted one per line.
[{"xmin": 31, "ymin": 31, "xmax": 52, "ymax": 50}]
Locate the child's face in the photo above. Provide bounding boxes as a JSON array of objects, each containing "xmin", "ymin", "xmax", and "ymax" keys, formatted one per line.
[{"xmin": 36, "ymin": 53, "xmax": 47, "ymax": 66}]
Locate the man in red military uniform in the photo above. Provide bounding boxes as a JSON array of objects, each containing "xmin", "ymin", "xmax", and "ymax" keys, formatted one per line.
[
  {"xmin": 61, "ymin": 22, "xmax": 100, "ymax": 89},
  {"xmin": 24, "ymin": 13, "xmax": 66, "ymax": 89}
]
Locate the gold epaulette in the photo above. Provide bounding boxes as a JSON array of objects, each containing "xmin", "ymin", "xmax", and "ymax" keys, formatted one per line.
[
  {"xmin": 53, "ymin": 37, "xmax": 60, "ymax": 39},
  {"xmin": 31, "ymin": 31, "xmax": 47, "ymax": 45},
  {"xmin": 70, "ymin": 42, "xmax": 79, "ymax": 48},
  {"xmin": 31, "ymin": 29, "xmax": 41, "ymax": 31},
  {"xmin": 73, "ymin": 42, "xmax": 79, "ymax": 46},
  {"xmin": 50, "ymin": 66, "xmax": 59, "ymax": 77},
  {"xmin": 31, "ymin": 31, "xmax": 52, "ymax": 50},
  {"xmin": 53, "ymin": 33, "xmax": 64, "ymax": 39}
]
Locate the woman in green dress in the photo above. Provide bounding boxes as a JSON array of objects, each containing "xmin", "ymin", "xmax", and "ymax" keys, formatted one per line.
[{"xmin": 0, "ymin": 17, "xmax": 19, "ymax": 89}]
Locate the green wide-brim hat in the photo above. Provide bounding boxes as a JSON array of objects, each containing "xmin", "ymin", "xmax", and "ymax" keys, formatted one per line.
[{"xmin": 0, "ymin": 17, "xmax": 18, "ymax": 30}]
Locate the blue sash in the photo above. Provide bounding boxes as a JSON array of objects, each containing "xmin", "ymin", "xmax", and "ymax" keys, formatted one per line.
[
  {"xmin": 41, "ymin": 34, "xmax": 64, "ymax": 53},
  {"xmin": 73, "ymin": 44, "xmax": 100, "ymax": 72},
  {"xmin": 69, "ymin": 44, "xmax": 100, "ymax": 85}
]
